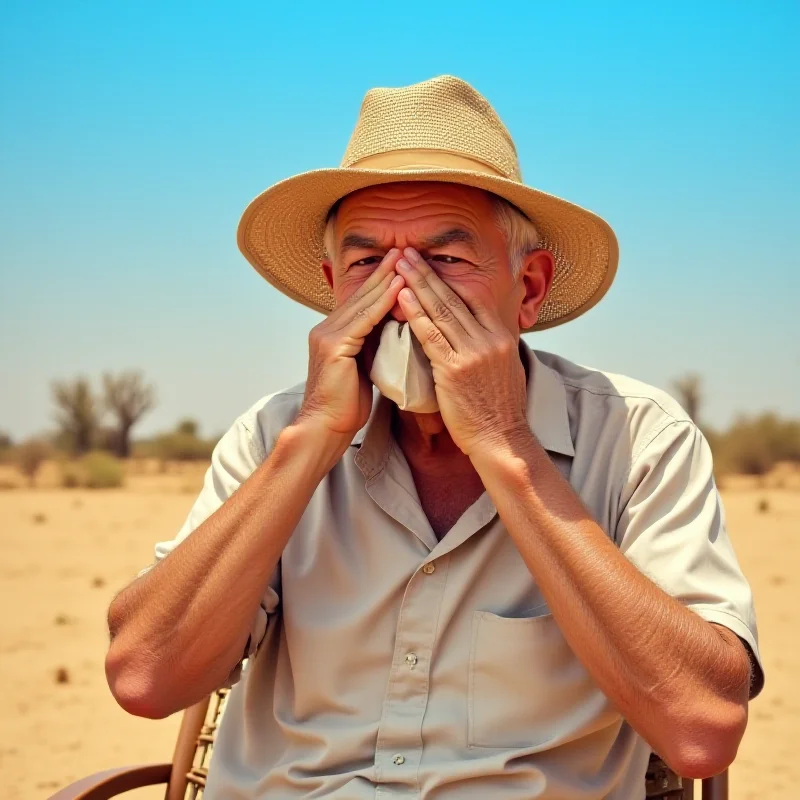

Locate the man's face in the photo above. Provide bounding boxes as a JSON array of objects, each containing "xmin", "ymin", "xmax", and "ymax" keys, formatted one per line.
[
  {"xmin": 321, "ymin": 181, "xmax": 554, "ymax": 392},
  {"xmin": 323, "ymin": 182, "xmax": 532, "ymax": 332}
]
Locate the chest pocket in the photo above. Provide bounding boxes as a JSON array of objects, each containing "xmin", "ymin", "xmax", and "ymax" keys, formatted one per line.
[{"xmin": 468, "ymin": 608, "xmax": 618, "ymax": 749}]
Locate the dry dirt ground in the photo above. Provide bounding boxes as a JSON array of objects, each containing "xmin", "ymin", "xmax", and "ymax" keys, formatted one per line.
[{"xmin": 0, "ymin": 461, "xmax": 797, "ymax": 799}]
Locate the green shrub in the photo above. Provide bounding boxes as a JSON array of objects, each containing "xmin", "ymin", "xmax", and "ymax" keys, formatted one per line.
[
  {"xmin": 82, "ymin": 451, "xmax": 124, "ymax": 488},
  {"xmin": 132, "ymin": 422, "xmax": 218, "ymax": 462},
  {"xmin": 712, "ymin": 413, "xmax": 800, "ymax": 476},
  {"xmin": 60, "ymin": 451, "xmax": 124, "ymax": 489},
  {"xmin": 15, "ymin": 439, "xmax": 52, "ymax": 487},
  {"xmin": 61, "ymin": 463, "xmax": 82, "ymax": 488},
  {"xmin": 156, "ymin": 431, "xmax": 216, "ymax": 461}
]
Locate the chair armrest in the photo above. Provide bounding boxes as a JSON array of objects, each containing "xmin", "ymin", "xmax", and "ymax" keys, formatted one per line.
[{"xmin": 47, "ymin": 764, "xmax": 172, "ymax": 800}]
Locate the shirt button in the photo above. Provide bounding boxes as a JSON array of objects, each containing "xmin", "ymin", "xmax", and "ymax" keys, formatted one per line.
[
  {"xmin": 392, "ymin": 754, "xmax": 405, "ymax": 765},
  {"xmin": 405, "ymin": 652, "xmax": 418, "ymax": 667},
  {"xmin": 422, "ymin": 563, "xmax": 435, "ymax": 574}
]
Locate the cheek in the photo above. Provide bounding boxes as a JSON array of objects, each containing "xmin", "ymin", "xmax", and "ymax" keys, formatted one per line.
[
  {"xmin": 333, "ymin": 273, "xmax": 368, "ymax": 306},
  {"xmin": 445, "ymin": 272, "xmax": 503, "ymax": 306}
]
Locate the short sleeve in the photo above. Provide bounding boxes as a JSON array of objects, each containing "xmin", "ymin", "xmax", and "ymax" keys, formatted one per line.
[
  {"xmin": 139, "ymin": 402, "xmax": 281, "ymax": 685},
  {"xmin": 616, "ymin": 420, "xmax": 764, "ymax": 697}
]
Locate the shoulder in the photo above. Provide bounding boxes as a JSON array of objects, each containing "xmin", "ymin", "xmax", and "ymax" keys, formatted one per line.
[
  {"xmin": 222, "ymin": 383, "xmax": 306, "ymax": 463},
  {"xmin": 534, "ymin": 349, "xmax": 695, "ymax": 463}
]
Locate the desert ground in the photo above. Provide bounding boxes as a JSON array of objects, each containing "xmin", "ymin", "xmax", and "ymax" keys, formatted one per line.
[{"xmin": 1, "ymin": 461, "xmax": 798, "ymax": 799}]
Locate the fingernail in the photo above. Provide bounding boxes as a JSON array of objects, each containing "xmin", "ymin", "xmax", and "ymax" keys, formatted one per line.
[
  {"xmin": 404, "ymin": 247, "xmax": 420, "ymax": 262},
  {"xmin": 399, "ymin": 288, "xmax": 416, "ymax": 303},
  {"xmin": 390, "ymin": 275, "xmax": 404, "ymax": 289},
  {"xmin": 397, "ymin": 258, "xmax": 411, "ymax": 272}
]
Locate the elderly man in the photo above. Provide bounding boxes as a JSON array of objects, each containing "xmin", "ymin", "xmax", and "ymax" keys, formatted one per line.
[{"xmin": 106, "ymin": 76, "xmax": 762, "ymax": 799}]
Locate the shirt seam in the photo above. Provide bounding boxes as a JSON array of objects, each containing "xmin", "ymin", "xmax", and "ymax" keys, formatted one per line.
[
  {"xmin": 560, "ymin": 379, "xmax": 688, "ymax": 425},
  {"xmin": 238, "ymin": 413, "xmax": 267, "ymax": 464}
]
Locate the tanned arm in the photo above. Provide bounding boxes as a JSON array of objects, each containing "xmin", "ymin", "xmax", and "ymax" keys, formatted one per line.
[
  {"xmin": 105, "ymin": 422, "xmax": 344, "ymax": 718},
  {"xmin": 471, "ymin": 434, "xmax": 751, "ymax": 779},
  {"xmin": 106, "ymin": 250, "xmax": 405, "ymax": 719}
]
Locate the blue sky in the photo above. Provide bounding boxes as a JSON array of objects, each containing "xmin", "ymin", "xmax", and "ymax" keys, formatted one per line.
[{"xmin": 1, "ymin": 1, "xmax": 798, "ymax": 440}]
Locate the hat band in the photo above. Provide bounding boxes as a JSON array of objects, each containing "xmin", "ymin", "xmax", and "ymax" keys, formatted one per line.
[{"xmin": 346, "ymin": 148, "xmax": 510, "ymax": 179}]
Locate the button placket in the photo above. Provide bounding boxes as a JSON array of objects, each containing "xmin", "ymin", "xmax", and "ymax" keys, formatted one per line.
[{"xmin": 373, "ymin": 554, "xmax": 449, "ymax": 789}]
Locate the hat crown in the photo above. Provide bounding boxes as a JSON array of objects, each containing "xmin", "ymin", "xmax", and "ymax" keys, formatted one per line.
[{"xmin": 341, "ymin": 75, "xmax": 522, "ymax": 182}]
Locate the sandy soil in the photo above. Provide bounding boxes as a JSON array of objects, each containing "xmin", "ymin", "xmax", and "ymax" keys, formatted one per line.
[{"xmin": 0, "ymin": 462, "xmax": 797, "ymax": 799}]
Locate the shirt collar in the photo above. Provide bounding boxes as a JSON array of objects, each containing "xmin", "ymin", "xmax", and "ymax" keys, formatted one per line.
[
  {"xmin": 520, "ymin": 340, "xmax": 575, "ymax": 458},
  {"xmin": 351, "ymin": 340, "xmax": 575, "ymax": 459}
]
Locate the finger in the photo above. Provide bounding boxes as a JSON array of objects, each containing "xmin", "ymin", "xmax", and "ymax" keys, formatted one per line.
[
  {"xmin": 396, "ymin": 258, "xmax": 469, "ymax": 350},
  {"xmin": 456, "ymin": 290, "xmax": 504, "ymax": 333},
  {"xmin": 397, "ymin": 288, "xmax": 455, "ymax": 364},
  {"xmin": 341, "ymin": 273, "xmax": 405, "ymax": 339},
  {"xmin": 330, "ymin": 253, "xmax": 403, "ymax": 331},
  {"xmin": 346, "ymin": 248, "xmax": 402, "ymax": 303},
  {"xmin": 329, "ymin": 248, "xmax": 401, "ymax": 322},
  {"xmin": 404, "ymin": 249, "xmax": 503, "ymax": 333},
  {"xmin": 400, "ymin": 249, "xmax": 482, "ymax": 339}
]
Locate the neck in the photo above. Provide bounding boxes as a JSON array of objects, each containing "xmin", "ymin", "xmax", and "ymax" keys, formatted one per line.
[{"xmin": 392, "ymin": 409, "xmax": 472, "ymax": 474}]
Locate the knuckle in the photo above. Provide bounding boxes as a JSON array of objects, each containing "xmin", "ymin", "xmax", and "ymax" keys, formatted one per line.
[
  {"xmin": 432, "ymin": 302, "xmax": 453, "ymax": 323},
  {"xmin": 343, "ymin": 291, "xmax": 362, "ymax": 308},
  {"xmin": 425, "ymin": 326, "xmax": 445, "ymax": 346},
  {"xmin": 308, "ymin": 326, "xmax": 324, "ymax": 346},
  {"xmin": 443, "ymin": 290, "xmax": 464, "ymax": 310},
  {"xmin": 496, "ymin": 335, "xmax": 515, "ymax": 355}
]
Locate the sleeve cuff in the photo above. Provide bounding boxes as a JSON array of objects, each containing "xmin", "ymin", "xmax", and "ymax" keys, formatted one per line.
[{"xmin": 690, "ymin": 604, "xmax": 765, "ymax": 698}]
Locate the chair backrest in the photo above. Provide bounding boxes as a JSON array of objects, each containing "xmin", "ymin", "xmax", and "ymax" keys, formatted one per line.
[
  {"xmin": 164, "ymin": 690, "xmax": 224, "ymax": 800},
  {"xmin": 165, "ymin": 689, "xmax": 726, "ymax": 800}
]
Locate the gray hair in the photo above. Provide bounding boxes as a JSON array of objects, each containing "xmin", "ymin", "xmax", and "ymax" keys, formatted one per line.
[{"xmin": 323, "ymin": 192, "xmax": 539, "ymax": 278}]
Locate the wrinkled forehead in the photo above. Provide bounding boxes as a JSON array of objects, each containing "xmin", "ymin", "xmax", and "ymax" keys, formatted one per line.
[{"xmin": 331, "ymin": 181, "xmax": 497, "ymax": 235}]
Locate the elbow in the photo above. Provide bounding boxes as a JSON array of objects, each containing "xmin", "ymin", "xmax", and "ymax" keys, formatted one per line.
[
  {"xmin": 662, "ymin": 703, "xmax": 748, "ymax": 779},
  {"xmin": 105, "ymin": 644, "xmax": 174, "ymax": 720}
]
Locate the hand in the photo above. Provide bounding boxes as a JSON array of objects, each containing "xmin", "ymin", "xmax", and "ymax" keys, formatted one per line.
[
  {"xmin": 396, "ymin": 248, "xmax": 529, "ymax": 457},
  {"xmin": 296, "ymin": 249, "xmax": 405, "ymax": 443}
]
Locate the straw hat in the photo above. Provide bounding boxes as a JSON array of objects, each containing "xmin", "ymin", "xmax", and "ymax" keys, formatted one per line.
[{"xmin": 237, "ymin": 75, "xmax": 618, "ymax": 332}]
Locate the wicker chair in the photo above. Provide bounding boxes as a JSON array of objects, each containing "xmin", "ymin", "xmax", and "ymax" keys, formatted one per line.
[{"xmin": 48, "ymin": 688, "xmax": 728, "ymax": 799}]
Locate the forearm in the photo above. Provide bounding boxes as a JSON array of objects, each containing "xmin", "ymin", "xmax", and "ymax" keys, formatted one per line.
[
  {"xmin": 106, "ymin": 421, "xmax": 346, "ymax": 717},
  {"xmin": 472, "ymin": 431, "xmax": 750, "ymax": 776}
]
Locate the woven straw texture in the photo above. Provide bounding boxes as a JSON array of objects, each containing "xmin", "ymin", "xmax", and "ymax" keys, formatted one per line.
[{"xmin": 238, "ymin": 75, "xmax": 618, "ymax": 332}]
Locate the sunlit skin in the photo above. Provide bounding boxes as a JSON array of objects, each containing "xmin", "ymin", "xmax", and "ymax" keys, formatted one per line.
[{"xmin": 320, "ymin": 182, "xmax": 554, "ymax": 500}]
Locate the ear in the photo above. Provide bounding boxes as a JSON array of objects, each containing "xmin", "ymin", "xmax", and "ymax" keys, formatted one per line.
[
  {"xmin": 518, "ymin": 249, "xmax": 554, "ymax": 330},
  {"xmin": 321, "ymin": 259, "xmax": 334, "ymax": 291}
]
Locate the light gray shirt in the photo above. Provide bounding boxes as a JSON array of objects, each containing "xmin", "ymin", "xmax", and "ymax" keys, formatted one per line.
[{"xmin": 145, "ymin": 344, "xmax": 762, "ymax": 799}]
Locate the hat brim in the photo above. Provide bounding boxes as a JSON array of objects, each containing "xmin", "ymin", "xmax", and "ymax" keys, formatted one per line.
[{"xmin": 237, "ymin": 167, "xmax": 618, "ymax": 333}]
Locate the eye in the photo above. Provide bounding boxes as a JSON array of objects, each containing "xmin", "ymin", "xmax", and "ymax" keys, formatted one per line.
[
  {"xmin": 350, "ymin": 256, "xmax": 383, "ymax": 268},
  {"xmin": 431, "ymin": 255, "xmax": 463, "ymax": 264}
]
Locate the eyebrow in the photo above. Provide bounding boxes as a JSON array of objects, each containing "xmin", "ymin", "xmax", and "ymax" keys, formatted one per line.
[
  {"xmin": 419, "ymin": 228, "xmax": 477, "ymax": 249},
  {"xmin": 339, "ymin": 233, "xmax": 380, "ymax": 255},
  {"xmin": 338, "ymin": 227, "xmax": 478, "ymax": 256}
]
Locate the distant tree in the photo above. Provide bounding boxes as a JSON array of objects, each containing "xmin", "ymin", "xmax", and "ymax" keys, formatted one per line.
[
  {"xmin": 673, "ymin": 373, "xmax": 702, "ymax": 423},
  {"xmin": 176, "ymin": 418, "xmax": 199, "ymax": 437},
  {"xmin": 16, "ymin": 439, "xmax": 51, "ymax": 487},
  {"xmin": 103, "ymin": 371, "xmax": 156, "ymax": 458},
  {"xmin": 52, "ymin": 377, "xmax": 99, "ymax": 455},
  {"xmin": 0, "ymin": 431, "xmax": 12, "ymax": 449}
]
